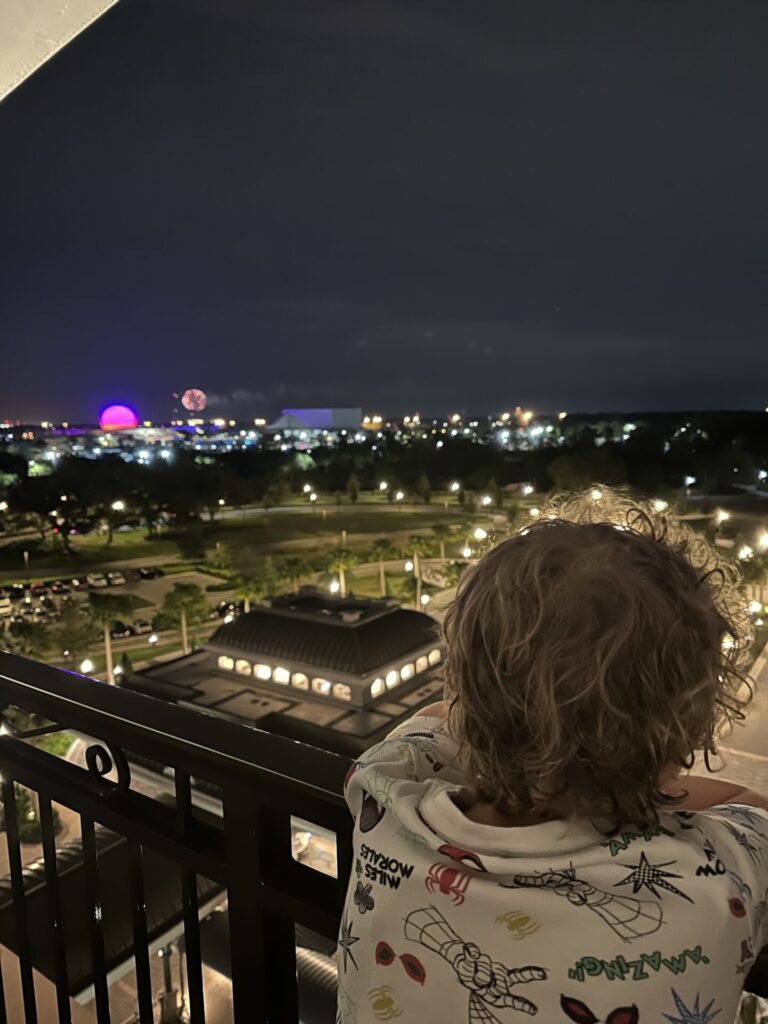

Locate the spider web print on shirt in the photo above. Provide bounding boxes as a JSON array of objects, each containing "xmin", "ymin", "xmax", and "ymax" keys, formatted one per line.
[
  {"xmin": 501, "ymin": 865, "xmax": 663, "ymax": 943},
  {"xmin": 403, "ymin": 905, "xmax": 546, "ymax": 1023},
  {"xmin": 615, "ymin": 851, "xmax": 694, "ymax": 903}
]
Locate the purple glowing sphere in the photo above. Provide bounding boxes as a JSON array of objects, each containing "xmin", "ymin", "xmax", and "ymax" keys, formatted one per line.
[{"xmin": 99, "ymin": 404, "xmax": 138, "ymax": 431}]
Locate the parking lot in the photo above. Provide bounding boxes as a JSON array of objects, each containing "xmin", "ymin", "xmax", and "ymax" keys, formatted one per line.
[{"xmin": 0, "ymin": 568, "xmax": 232, "ymax": 640}]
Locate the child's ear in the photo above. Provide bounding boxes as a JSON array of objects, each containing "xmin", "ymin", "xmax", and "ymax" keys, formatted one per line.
[
  {"xmin": 560, "ymin": 996, "xmax": 598, "ymax": 1024},
  {"xmin": 606, "ymin": 1008, "xmax": 639, "ymax": 1024}
]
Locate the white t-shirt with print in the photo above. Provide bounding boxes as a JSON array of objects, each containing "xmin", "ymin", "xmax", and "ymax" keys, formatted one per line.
[{"xmin": 336, "ymin": 716, "xmax": 768, "ymax": 1024}]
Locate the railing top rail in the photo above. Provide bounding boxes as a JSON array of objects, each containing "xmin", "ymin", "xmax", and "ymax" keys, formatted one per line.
[{"xmin": 0, "ymin": 652, "xmax": 351, "ymax": 802}]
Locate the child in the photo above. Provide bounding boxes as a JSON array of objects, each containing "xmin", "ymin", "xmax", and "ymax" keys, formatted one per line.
[{"xmin": 337, "ymin": 488, "xmax": 768, "ymax": 1024}]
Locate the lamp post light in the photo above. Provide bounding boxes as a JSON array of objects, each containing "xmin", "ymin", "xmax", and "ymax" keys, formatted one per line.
[
  {"xmin": 148, "ymin": 633, "xmax": 158, "ymax": 646},
  {"xmin": 303, "ymin": 483, "xmax": 312, "ymax": 493},
  {"xmin": 653, "ymin": 499, "xmax": 669, "ymax": 513},
  {"xmin": 462, "ymin": 546, "xmax": 472, "ymax": 559},
  {"xmin": 480, "ymin": 495, "xmax": 492, "ymax": 507},
  {"xmin": 80, "ymin": 659, "xmax": 94, "ymax": 674},
  {"xmin": 714, "ymin": 509, "xmax": 730, "ymax": 536},
  {"xmin": 521, "ymin": 484, "xmax": 534, "ymax": 497},
  {"xmin": 473, "ymin": 527, "xmax": 487, "ymax": 541},
  {"xmin": 394, "ymin": 490, "xmax": 404, "ymax": 502},
  {"xmin": 111, "ymin": 499, "xmax": 125, "ymax": 512}
]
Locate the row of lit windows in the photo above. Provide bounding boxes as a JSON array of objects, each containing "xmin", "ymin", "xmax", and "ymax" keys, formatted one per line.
[
  {"xmin": 369, "ymin": 649, "xmax": 442, "ymax": 697},
  {"xmin": 216, "ymin": 656, "xmax": 353, "ymax": 700},
  {"xmin": 216, "ymin": 647, "xmax": 442, "ymax": 701}
]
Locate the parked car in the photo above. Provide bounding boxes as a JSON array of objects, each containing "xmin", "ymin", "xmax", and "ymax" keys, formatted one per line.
[
  {"xmin": 69, "ymin": 577, "xmax": 84, "ymax": 588},
  {"xmin": 49, "ymin": 580, "xmax": 71, "ymax": 595},
  {"xmin": 115, "ymin": 524, "xmax": 134, "ymax": 533},
  {"xmin": 110, "ymin": 621, "xmax": 134, "ymax": 640},
  {"xmin": 30, "ymin": 583, "xmax": 48, "ymax": 598},
  {"xmin": 8, "ymin": 584, "xmax": 26, "ymax": 602},
  {"xmin": 86, "ymin": 573, "xmax": 108, "ymax": 588},
  {"xmin": 106, "ymin": 572, "xmax": 126, "ymax": 586},
  {"xmin": 138, "ymin": 567, "xmax": 164, "ymax": 580},
  {"xmin": 132, "ymin": 618, "xmax": 152, "ymax": 635}
]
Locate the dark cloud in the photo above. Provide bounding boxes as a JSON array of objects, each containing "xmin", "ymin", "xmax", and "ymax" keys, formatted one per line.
[{"xmin": 1, "ymin": 0, "xmax": 767, "ymax": 420}]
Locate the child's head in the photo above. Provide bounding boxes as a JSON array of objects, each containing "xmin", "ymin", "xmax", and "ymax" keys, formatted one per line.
[{"xmin": 443, "ymin": 487, "xmax": 754, "ymax": 829}]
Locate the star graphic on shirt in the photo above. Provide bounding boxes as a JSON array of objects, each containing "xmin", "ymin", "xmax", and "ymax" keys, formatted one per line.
[
  {"xmin": 662, "ymin": 987, "xmax": 722, "ymax": 1024},
  {"xmin": 338, "ymin": 911, "xmax": 359, "ymax": 972},
  {"xmin": 616, "ymin": 851, "xmax": 693, "ymax": 902},
  {"xmin": 719, "ymin": 804, "xmax": 766, "ymax": 831}
]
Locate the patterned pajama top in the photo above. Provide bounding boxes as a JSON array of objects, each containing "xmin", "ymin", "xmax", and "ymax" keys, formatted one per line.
[{"xmin": 337, "ymin": 716, "xmax": 768, "ymax": 1024}]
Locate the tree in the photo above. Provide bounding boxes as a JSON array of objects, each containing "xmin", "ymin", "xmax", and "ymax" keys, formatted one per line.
[
  {"xmin": 160, "ymin": 583, "xmax": 209, "ymax": 655},
  {"xmin": 89, "ymin": 592, "xmax": 135, "ymax": 684},
  {"xmin": 369, "ymin": 539, "xmax": 397, "ymax": 597},
  {"xmin": 234, "ymin": 553, "xmax": 283, "ymax": 613},
  {"xmin": 346, "ymin": 473, "xmax": 360, "ymax": 504},
  {"xmin": 50, "ymin": 599, "xmax": 98, "ymax": 667},
  {"xmin": 325, "ymin": 548, "xmax": 360, "ymax": 599},
  {"xmin": 282, "ymin": 556, "xmax": 310, "ymax": 590},
  {"xmin": 174, "ymin": 526, "xmax": 207, "ymax": 562},
  {"xmin": 408, "ymin": 535, "xmax": 433, "ymax": 607},
  {"xmin": 431, "ymin": 523, "xmax": 454, "ymax": 563},
  {"xmin": 415, "ymin": 473, "xmax": 431, "ymax": 503},
  {"xmin": 548, "ymin": 448, "xmax": 627, "ymax": 492},
  {"xmin": 3, "ymin": 620, "xmax": 51, "ymax": 661}
]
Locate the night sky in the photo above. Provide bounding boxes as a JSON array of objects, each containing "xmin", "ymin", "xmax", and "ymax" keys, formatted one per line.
[{"xmin": 2, "ymin": 0, "xmax": 767, "ymax": 422}]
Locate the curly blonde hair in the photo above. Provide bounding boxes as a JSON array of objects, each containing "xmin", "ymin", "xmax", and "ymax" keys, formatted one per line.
[{"xmin": 443, "ymin": 487, "xmax": 755, "ymax": 831}]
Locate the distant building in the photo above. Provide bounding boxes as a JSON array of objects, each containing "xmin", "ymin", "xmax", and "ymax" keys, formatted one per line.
[
  {"xmin": 268, "ymin": 408, "xmax": 362, "ymax": 431},
  {"xmin": 128, "ymin": 587, "xmax": 443, "ymax": 756}
]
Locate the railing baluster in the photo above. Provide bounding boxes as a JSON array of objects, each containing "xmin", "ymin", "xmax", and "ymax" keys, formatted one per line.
[
  {"xmin": 38, "ymin": 796, "xmax": 71, "ymax": 1024},
  {"xmin": 223, "ymin": 789, "xmax": 299, "ymax": 1023},
  {"xmin": 175, "ymin": 771, "xmax": 205, "ymax": 1024},
  {"xmin": 127, "ymin": 841, "xmax": 153, "ymax": 1023},
  {"xmin": 2, "ymin": 781, "xmax": 38, "ymax": 1024},
  {"xmin": 223, "ymin": 789, "xmax": 267, "ymax": 1023},
  {"xmin": 80, "ymin": 814, "xmax": 111, "ymax": 1024}
]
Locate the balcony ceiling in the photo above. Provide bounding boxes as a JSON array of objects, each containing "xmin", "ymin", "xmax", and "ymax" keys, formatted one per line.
[{"xmin": 0, "ymin": 0, "xmax": 118, "ymax": 102}]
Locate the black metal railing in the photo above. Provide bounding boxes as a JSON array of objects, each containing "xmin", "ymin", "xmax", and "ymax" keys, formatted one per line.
[{"xmin": 0, "ymin": 651, "xmax": 353, "ymax": 1023}]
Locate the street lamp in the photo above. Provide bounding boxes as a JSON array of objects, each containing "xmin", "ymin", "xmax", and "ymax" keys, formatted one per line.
[
  {"xmin": 462, "ymin": 546, "xmax": 472, "ymax": 558},
  {"xmin": 420, "ymin": 593, "xmax": 430, "ymax": 605},
  {"xmin": 404, "ymin": 560, "xmax": 414, "ymax": 572},
  {"xmin": 450, "ymin": 482, "xmax": 461, "ymax": 493},
  {"xmin": 589, "ymin": 488, "xmax": 603, "ymax": 502},
  {"xmin": 329, "ymin": 580, "xmax": 340, "ymax": 594},
  {"xmin": 303, "ymin": 483, "xmax": 312, "ymax": 493},
  {"xmin": 80, "ymin": 659, "xmax": 94, "ymax": 674},
  {"xmin": 480, "ymin": 495, "xmax": 492, "ymax": 507},
  {"xmin": 738, "ymin": 545, "xmax": 754, "ymax": 561},
  {"xmin": 715, "ymin": 509, "xmax": 730, "ymax": 526},
  {"xmin": 395, "ymin": 490, "xmax": 404, "ymax": 501},
  {"xmin": 521, "ymin": 484, "xmax": 534, "ymax": 496},
  {"xmin": 218, "ymin": 498, "xmax": 226, "ymax": 506},
  {"xmin": 111, "ymin": 500, "xmax": 125, "ymax": 512},
  {"xmin": 148, "ymin": 633, "xmax": 158, "ymax": 645},
  {"xmin": 653, "ymin": 499, "xmax": 668, "ymax": 512},
  {"xmin": 473, "ymin": 527, "xmax": 487, "ymax": 541},
  {"xmin": 684, "ymin": 476, "xmax": 696, "ymax": 487},
  {"xmin": 309, "ymin": 492, "xmax": 317, "ymax": 503},
  {"xmin": 0, "ymin": 501, "xmax": 7, "ymax": 512},
  {"xmin": 529, "ymin": 507, "xmax": 541, "ymax": 518},
  {"xmin": 379, "ymin": 482, "xmax": 388, "ymax": 491}
]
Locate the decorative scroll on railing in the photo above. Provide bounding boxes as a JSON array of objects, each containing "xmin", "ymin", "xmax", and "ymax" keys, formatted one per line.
[{"xmin": 0, "ymin": 651, "xmax": 353, "ymax": 1024}]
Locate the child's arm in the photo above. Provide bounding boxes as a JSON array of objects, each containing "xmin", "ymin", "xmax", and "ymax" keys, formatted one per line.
[{"xmin": 669, "ymin": 775, "xmax": 768, "ymax": 813}]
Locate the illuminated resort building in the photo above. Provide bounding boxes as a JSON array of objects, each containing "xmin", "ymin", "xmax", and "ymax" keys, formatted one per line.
[{"xmin": 128, "ymin": 587, "xmax": 443, "ymax": 756}]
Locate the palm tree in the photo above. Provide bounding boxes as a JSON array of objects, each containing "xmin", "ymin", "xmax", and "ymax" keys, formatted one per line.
[
  {"xmin": 88, "ymin": 592, "xmax": 134, "ymax": 684},
  {"xmin": 408, "ymin": 535, "xmax": 434, "ymax": 608},
  {"xmin": 431, "ymin": 523, "xmax": 454, "ymax": 563},
  {"xmin": 160, "ymin": 582, "xmax": 209, "ymax": 654},
  {"xmin": 325, "ymin": 548, "xmax": 360, "ymax": 598},
  {"xmin": 368, "ymin": 539, "xmax": 397, "ymax": 596}
]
